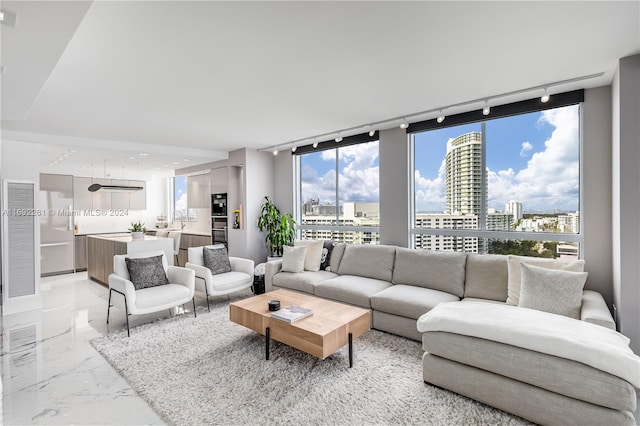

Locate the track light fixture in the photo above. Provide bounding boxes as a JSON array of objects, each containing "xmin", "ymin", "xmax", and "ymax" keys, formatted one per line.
[
  {"xmin": 291, "ymin": 146, "xmax": 297, "ymax": 153},
  {"xmin": 541, "ymin": 88, "xmax": 550, "ymax": 103},
  {"xmin": 258, "ymin": 72, "xmax": 602, "ymax": 154}
]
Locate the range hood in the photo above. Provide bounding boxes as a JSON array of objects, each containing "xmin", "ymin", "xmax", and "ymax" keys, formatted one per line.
[{"xmin": 88, "ymin": 183, "xmax": 143, "ymax": 192}]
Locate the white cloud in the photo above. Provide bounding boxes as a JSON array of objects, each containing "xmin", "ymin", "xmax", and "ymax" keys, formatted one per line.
[
  {"xmin": 414, "ymin": 160, "xmax": 446, "ymax": 212},
  {"xmin": 488, "ymin": 105, "xmax": 580, "ymax": 211},
  {"xmin": 520, "ymin": 141, "xmax": 533, "ymax": 157}
]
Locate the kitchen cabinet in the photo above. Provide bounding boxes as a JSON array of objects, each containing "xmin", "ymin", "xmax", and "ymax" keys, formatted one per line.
[
  {"xmin": 129, "ymin": 180, "xmax": 146, "ymax": 210},
  {"xmin": 210, "ymin": 167, "xmax": 227, "ymax": 195},
  {"xmin": 75, "ymin": 235, "xmax": 87, "ymax": 271},
  {"xmin": 177, "ymin": 233, "xmax": 212, "ymax": 266},
  {"xmin": 92, "ymin": 178, "xmax": 112, "ymax": 210},
  {"xmin": 187, "ymin": 174, "xmax": 210, "ymax": 208},
  {"xmin": 73, "ymin": 177, "xmax": 93, "ymax": 210}
]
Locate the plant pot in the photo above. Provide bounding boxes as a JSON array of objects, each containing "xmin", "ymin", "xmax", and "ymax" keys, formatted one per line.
[{"xmin": 131, "ymin": 231, "xmax": 144, "ymax": 240}]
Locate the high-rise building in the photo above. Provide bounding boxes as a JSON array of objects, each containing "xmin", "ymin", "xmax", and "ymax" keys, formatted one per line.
[
  {"xmin": 505, "ymin": 200, "xmax": 523, "ymax": 222},
  {"xmin": 446, "ymin": 132, "xmax": 485, "ymax": 216}
]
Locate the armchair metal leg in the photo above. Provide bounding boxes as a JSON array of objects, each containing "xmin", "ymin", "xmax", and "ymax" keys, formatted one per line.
[
  {"xmin": 192, "ymin": 297, "xmax": 197, "ymax": 317},
  {"xmin": 109, "ymin": 288, "xmax": 130, "ymax": 337},
  {"xmin": 205, "ymin": 284, "xmax": 211, "ymax": 312},
  {"xmin": 107, "ymin": 288, "xmax": 113, "ymax": 324}
]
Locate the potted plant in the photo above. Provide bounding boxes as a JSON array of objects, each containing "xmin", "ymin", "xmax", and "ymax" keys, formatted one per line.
[
  {"xmin": 129, "ymin": 221, "xmax": 147, "ymax": 240},
  {"xmin": 257, "ymin": 196, "xmax": 296, "ymax": 258}
]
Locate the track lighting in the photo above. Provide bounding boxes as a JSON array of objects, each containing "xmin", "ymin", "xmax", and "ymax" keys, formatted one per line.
[
  {"xmin": 541, "ymin": 88, "xmax": 550, "ymax": 103},
  {"xmin": 399, "ymin": 119, "xmax": 409, "ymax": 129},
  {"xmin": 366, "ymin": 125, "xmax": 375, "ymax": 137},
  {"xmin": 273, "ymin": 149, "xmax": 278, "ymax": 156},
  {"xmin": 313, "ymin": 139, "xmax": 318, "ymax": 148},
  {"xmin": 436, "ymin": 113, "xmax": 445, "ymax": 123},
  {"xmin": 291, "ymin": 146, "xmax": 297, "ymax": 153},
  {"xmin": 482, "ymin": 102, "xmax": 491, "ymax": 116},
  {"xmin": 335, "ymin": 134, "xmax": 343, "ymax": 143}
]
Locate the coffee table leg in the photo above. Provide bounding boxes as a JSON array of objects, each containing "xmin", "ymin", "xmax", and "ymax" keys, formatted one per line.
[
  {"xmin": 349, "ymin": 332, "xmax": 353, "ymax": 368},
  {"xmin": 265, "ymin": 327, "xmax": 270, "ymax": 360}
]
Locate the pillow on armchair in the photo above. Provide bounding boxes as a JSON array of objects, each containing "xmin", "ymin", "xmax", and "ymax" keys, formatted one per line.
[
  {"xmin": 125, "ymin": 255, "xmax": 170, "ymax": 290},
  {"xmin": 203, "ymin": 246, "xmax": 232, "ymax": 275}
]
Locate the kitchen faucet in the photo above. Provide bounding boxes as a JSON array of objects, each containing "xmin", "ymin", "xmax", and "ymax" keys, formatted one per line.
[{"xmin": 175, "ymin": 211, "xmax": 187, "ymax": 230}]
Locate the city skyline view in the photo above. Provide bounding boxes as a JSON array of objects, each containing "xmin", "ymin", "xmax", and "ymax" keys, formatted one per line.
[{"xmin": 299, "ymin": 104, "xmax": 580, "ymax": 215}]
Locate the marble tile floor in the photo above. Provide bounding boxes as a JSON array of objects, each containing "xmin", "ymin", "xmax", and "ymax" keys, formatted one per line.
[
  {"xmin": 1, "ymin": 272, "xmax": 639, "ymax": 425},
  {"xmin": 0, "ymin": 272, "xmax": 223, "ymax": 426}
]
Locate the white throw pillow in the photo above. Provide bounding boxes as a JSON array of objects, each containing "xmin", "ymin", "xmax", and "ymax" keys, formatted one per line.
[
  {"xmin": 294, "ymin": 240, "xmax": 323, "ymax": 272},
  {"xmin": 506, "ymin": 255, "xmax": 585, "ymax": 305},
  {"xmin": 281, "ymin": 245, "xmax": 307, "ymax": 273},
  {"xmin": 518, "ymin": 263, "xmax": 588, "ymax": 319}
]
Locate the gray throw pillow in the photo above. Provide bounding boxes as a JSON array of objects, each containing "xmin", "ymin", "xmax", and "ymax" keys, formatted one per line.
[
  {"xmin": 203, "ymin": 246, "xmax": 232, "ymax": 275},
  {"xmin": 125, "ymin": 255, "xmax": 169, "ymax": 290},
  {"xmin": 518, "ymin": 263, "xmax": 588, "ymax": 319}
]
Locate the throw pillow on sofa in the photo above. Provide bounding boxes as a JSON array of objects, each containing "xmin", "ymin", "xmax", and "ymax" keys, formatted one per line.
[
  {"xmin": 125, "ymin": 255, "xmax": 170, "ymax": 290},
  {"xmin": 319, "ymin": 240, "xmax": 336, "ymax": 271},
  {"xmin": 506, "ymin": 255, "xmax": 585, "ymax": 305},
  {"xmin": 203, "ymin": 246, "xmax": 232, "ymax": 275},
  {"xmin": 294, "ymin": 240, "xmax": 323, "ymax": 272},
  {"xmin": 518, "ymin": 263, "xmax": 588, "ymax": 319},
  {"xmin": 282, "ymin": 245, "xmax": 307, "ymax": 273}
]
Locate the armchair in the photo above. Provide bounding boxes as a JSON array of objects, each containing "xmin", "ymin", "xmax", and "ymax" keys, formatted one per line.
[
  {"xmin": 107, "ymin": 250, "xmax": 196, "ymax": 336},
  {"xmin": 185, "ymin": 245, "xmax": 254, "ymax": 311}
]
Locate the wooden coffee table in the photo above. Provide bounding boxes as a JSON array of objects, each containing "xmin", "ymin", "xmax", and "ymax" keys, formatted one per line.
[{"xmin": 230, "ymin": 289, "xmax": 370, "ymax": 367}]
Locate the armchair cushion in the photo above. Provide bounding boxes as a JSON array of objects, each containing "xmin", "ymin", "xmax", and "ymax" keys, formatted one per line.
[
  {"xmin": 125, "ymin": 255, "xmax": 169, "ymax": 290},
  {"xmin": 203, "ymin": 246, "xmax": 232, "ymax": 275}
]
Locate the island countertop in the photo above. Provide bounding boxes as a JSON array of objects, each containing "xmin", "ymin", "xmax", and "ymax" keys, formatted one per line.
[{"xmin": 87, "ymin": 234, "xmax": 175, "ymax": 284}]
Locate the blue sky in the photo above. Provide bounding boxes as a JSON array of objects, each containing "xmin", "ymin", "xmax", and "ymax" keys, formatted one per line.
[{"xmin": 300, "ymin": 104, "xmax": 580, "ymax": 213}]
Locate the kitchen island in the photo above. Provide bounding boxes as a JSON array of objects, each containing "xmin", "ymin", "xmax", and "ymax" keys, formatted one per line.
[{"xmin": 87, "ymin": 234, "xmax": 175, "ymax": 285}]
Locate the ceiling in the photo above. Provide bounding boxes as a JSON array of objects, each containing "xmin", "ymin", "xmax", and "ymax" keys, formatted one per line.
[{"xmin": 1, "ymin": 1, "xmax": 639, "ymax": 179}]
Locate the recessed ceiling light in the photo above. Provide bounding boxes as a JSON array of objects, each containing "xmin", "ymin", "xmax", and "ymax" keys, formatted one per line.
[
  {"xmin": 183, "ymin": 159, "xmax": 191, "ymax": 162},
  {"xmin": 172, "ymin": 161, "xmax": 180, "ymax": 165},
  {"xmin": 63, "ymin": 153, "xmax": 70, "ymax": 157},
  {"xmin": 139, "ymin": 153, "xmax": 148, "ymax": 156},
  {"xmin": 129, "ymin": 157, "xmax": 136, "ymax": 160},
  {"xmin": 162, "ymin": 164, "xmax": 169, "ymax": 167},
  {"xmin": 69, "ymin": 149, "xmax": 77, "ymax": 153}
]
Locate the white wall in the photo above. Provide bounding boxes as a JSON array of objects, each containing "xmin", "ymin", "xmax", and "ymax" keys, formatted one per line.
[
  {"xmin": 379, "ymin": 127, "xmax": 410, "ymax": 247},
  {"xmin": 612, "ymin": 54, "xmax": 640, "ymax": 353},
  {"xmin": 1, "ymin": 140, "xmax": 43, "ymax": 314}
]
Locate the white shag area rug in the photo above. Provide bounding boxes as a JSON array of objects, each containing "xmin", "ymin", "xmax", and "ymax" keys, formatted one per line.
[{"xmin": 91, "ymin": 297, "xmax": 532, "ymax": 426}]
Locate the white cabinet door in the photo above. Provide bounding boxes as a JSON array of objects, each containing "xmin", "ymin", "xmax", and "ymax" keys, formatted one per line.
[
  {"xmin": 73, "ymin": 177, "xmax": 93, "ymax": 210},
  {"xmin": 129, "ymin": 180, "xmax": 146, "ymax": 210}
]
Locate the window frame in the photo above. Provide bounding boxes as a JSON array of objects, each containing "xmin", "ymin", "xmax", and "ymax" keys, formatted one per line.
[{"xmin": 409, "ymin": 96, "xmax": 584, "ymax": 256}]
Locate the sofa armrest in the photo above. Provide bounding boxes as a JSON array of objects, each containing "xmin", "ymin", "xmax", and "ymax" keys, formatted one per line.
[
  {"xmin": 581, "ymin": 290, "xmax": 616, "ymax": 330},
  {"xmin": 167, "ymin": 266, "xmax": 195, "ymax": 294},
  {"xmin": 229, "ymin": 257, "xmax": 254, "ymax": 277},
  {"xmin": 264, "ymin": 259, "xmax": 283, "ymax": 292}
]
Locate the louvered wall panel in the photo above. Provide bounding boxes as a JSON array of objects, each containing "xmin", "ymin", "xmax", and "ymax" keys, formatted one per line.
[{"xmin": 6, "ymin": 182, "xmax": 36, "ymax": 298}]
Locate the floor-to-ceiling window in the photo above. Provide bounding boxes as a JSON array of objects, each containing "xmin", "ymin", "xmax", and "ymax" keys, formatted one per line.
[
  {"xmin": 411, "ymin": 98, "xmax": 582, "ymax": 259},
  {"xmin": 296, "ymin": 139, "xmax": 380, "ymax": 244}
]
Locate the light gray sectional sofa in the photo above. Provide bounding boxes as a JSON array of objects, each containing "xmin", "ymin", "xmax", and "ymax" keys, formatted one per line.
[{"xmin": 265, "ymin": 242, "xmax": 639, "ymax": 426}]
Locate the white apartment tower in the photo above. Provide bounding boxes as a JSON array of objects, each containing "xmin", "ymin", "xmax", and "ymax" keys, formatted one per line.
[
  {"xmin": 446, "ymin": 132, "xmax": 485, "ymax": 216},
  {"xmin": 505, "ymin": 200, "xmax": 523, "ymax": 221}
]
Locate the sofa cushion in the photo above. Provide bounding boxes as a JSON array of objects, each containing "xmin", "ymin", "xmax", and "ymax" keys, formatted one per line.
[
  {"xmin": 337, "ymin": 244, "xmax": 396, "ymax": 282},
  {"xmin": 281, "ymin": 245, "xmax": 307, "ymax": 273},
  {"xmin": 506, "ymin": 255, "xmax": 585, "ymax": 305},
  {"xmin": 125, "ymin": 255, "xmax": 169, "ymax": 290},
  {"xmin": 464, "ymin": 254, "xmax": 508, "ymax": 301},
  {"xmin": 135, "ymin": 283, "xmax": 191, "ymax": 309},
  {"xmin": 294, "ymin": 240, "xmax": 323, "ymax": 272},
  {"xmin": 203, "ymin": 246, "xmax": 232, "ymax": 275},
  {"xmin": 392, "ymin": 248, "xmax": 466, "ymax": 298},
  {"xmin": 209, "ymin": 271, "xmax": 252, "ymax": 292},
  {"xmin": 314, "ymin": 275, "xmax": 392, "ymax": 308},
  {"xmin": 370, "ymin": 284, "xmax": 459, "ymax": 319},
  {"xmin": 461, "ymin": 297, "xmax": 505, "ymax": 305},
  {"xmin": 273, "ymin": 270, "xmax": 338, "ymax": 294},
  {"xmin": 330, "ymin": 243, "xmax": 347, "ymax": 272},
  {"xmin": 519, "ymin": 263, "xmax": 588, "ymax": 319}
]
